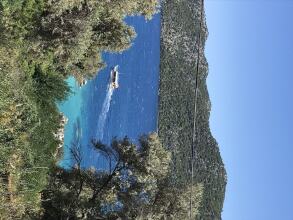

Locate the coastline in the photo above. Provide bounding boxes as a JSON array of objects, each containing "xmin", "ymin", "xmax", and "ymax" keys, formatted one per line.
[
  {"xmin": 53, "ymin": 113, "xmax": 68, "ymax": 161},
  {"xmin": 57, "ymin": 15, "xmax": 161, "ymax": 169},
  {"xmin": 57, "ymin": 77, "xmax": 85, "ymax": 168}
]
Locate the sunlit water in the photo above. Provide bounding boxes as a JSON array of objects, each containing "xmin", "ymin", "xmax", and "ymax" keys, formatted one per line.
[{"xmin": 58, "ymin": 14, "xmax": 161, "ymax": 169}]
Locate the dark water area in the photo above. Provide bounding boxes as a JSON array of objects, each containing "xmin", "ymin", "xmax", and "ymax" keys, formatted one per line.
[{"xmin": 58, "ymin": 14, "xmax": 161, "ymax": 169}]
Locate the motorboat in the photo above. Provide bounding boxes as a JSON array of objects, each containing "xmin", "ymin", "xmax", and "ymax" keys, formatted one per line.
[{"xmin": 110, "ymin": 65, "xmax": 119, "ymax": 89}]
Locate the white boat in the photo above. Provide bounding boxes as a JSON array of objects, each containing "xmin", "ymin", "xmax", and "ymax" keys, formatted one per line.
[{"xmin": 110, "ymin": 65, "xmax": 119, "ymax": 89}]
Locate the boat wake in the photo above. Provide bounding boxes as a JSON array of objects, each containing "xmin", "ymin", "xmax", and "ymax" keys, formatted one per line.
[{"xmin": 97, "ymin": 85, "xmax": 114, "ymax": 140}]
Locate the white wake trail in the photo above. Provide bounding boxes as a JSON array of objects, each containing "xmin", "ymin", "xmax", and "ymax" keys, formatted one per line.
[{"xmin": 97, "ymin": 85, "xmax": 114, "ymax": 140}]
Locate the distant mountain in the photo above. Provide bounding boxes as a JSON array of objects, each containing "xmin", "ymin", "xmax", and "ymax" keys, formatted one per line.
[{"xmin": 158, "ymin": 0, "xmax": 227, "ymax": 219}]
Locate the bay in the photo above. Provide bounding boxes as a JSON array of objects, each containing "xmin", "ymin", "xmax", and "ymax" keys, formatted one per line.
[{"xmin": 58, "ymin": 14, "xmax": 161, "ymax": 169}]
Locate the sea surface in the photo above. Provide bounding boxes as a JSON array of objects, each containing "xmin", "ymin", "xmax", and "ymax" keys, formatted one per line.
[{"xmin": 58, "ymin": 14, "xmax": 161, "ymax": 169}]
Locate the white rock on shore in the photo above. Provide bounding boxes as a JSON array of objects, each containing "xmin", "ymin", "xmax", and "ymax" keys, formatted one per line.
[{"xmin": 53, "ymin": 114, "xmax": 68, "ymax": 149}]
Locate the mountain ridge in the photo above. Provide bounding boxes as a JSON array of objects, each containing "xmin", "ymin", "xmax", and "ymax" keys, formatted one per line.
[{"xmin": 158, "ymin": 0, "xmax": 227, "ymax": 219}]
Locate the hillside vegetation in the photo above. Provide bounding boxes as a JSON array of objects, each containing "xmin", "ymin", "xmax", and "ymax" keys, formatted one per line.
[
  {"xmin": 0, "ymin": 1, "xmax": 158, "ymax": 218},
  {"xmin": 41, "ymin": 134, "xmax": 204, "ymax": 220},
  {"xmin": 0, "ymin": 0, "xmax": 226, "ymax": 219},
  {"xmin": 158, "ymin": 0, "xmax": 227, "ymax": 219}
]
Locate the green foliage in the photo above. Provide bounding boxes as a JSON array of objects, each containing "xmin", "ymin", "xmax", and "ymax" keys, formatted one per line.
[
  {"xmin": 42, "ymin": 134, "xmax": 203, "ymax": 220},
  {"xmin": 135, "ymin": 0, "xmax": 160, "ymax": 19},
  {"xmin": 0, "ymin": 63, "xmax": 68, "ymax": 218},
  {"xmin": 159, "ymin": 0, "xmax": 227, "ymax": 219},
  {"xmin": 106, "ymin": 0, "xmax": 159, "ymax": 19},
  {"xmin": 1, "ymin": 0, "xmax": 159, "ymax": 81},
  {"xmin": 147, "ymin": 180, "xmax": 204, "ymax": 220},
  {"xmin": 91, "ymin": 14, "xmax": 137, "ymax": 52},
  {"xmin": 0, "ymin": 1, "xmax": 159, "ymax": 218},
  {"xmin": 0, "ymin": 0, "xmax": 45, "ymax": 38},
  {"xmin": 29, "ymin": 66, "xmax": 71, "ymax": 107},
  {"xmin": 40, "ymin": 134, "xmax": 205, "ymax": 220}
]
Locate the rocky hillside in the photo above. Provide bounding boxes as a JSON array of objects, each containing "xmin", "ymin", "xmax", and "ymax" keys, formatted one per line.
[{"xmin": 158, "ymin": 0, "xmax": 227, "ymax": 219}]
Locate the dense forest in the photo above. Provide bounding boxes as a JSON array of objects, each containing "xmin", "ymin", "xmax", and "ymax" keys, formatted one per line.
[
  {"xmin": 158, "ymin": 0, "xmax": 227, "ymax": 219},
  {"xmin": 0, "ymin": 0, "xmax": 226, "ymax": 219}
]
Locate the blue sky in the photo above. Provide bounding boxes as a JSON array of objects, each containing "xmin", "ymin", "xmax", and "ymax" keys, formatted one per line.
[{"xmin": 205, "ymin": 1, "xmax": 293, "ymax": 220}]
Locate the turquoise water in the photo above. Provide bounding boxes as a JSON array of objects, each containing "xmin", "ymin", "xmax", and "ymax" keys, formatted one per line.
[
  {"xmin": 58, "ymin": 14, "xmax": 161, "ymax": 169},
  {"xmin": 57, "ymin": 77, "xmax": 87, "ymax": 168}
]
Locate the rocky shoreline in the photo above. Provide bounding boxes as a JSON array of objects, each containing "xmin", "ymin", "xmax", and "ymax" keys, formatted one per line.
[{"xmin": 53, "ymin": 113, "xmax": 68, "ymax": 160}]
